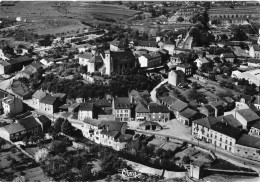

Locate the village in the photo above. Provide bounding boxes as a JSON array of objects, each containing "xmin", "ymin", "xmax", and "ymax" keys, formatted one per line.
[{"xmin": 0, "ymin": 1, "xmax": 260, "ymax": 181}]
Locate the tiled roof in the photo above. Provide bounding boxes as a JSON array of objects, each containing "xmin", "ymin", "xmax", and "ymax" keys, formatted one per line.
[
  {"xmin": 32, "ymin": 90, "xmax": 46, "ymax": 100},
  {"xmin": 89, "ymin": 55, "xmax": 103, "ymax": 63},
  {"xmin": 40, "ymin": 95, "xmax": 57, "ymax": 105},
  {"xmin": 211, "ymin": 122, "xmax": 241, "ymax": 139},
  {"xmin": 138, "ymin": 41, "xmax": 158, "ymax": 48},
  {"xmin": 193, "ymin": 117, "xmax": 218, "ymax": 128},
  {"xmin": 115, "ymin": 133, "xmax": 133, "ymax": 142},
  {"xmin": 8, "ymin": 56, "xmax": 33, "ymax": 65},
  {"xmin": 218, "ymin": 114, "xmax": 242, "ymax": 128},
  {"xmin": 78, "ymin": 53, "xmax": 93, "ymax": 59},
  {"xmin": 251, "ymin": 120, "xmax": 260, "ymax": 129},
  {"xmin": 83, "ymin": 118, "xmax": 103, "ymax": 127},
  {"xmin": 30, "ymin": 62, "xmax": 43, "ymax": 70},
  {"xmin": 160, "ymin": 96, "xmax": 178, "ymax": 105},
  {"xmin": 101, "ymin": 121, "xmax": 126, "ymax": 132},
  {"xmin": 148, "ymin": 103, "xmax": 170, "ymax": 113},
  {"xmin": 19, "ymin": 116, "xmax": 41, "ymax": 130},
  {"xmin": 180, "ymin": 108, "xmax": 197, "ymax": 119},
  {"xmin": 139, "ymin": 121, "xmax": 162, "ymax": 128},
  {"xmin": 209, "ymin": 101, "xmax": 226, "ymax": 109},
  {"xmin": 100, "ymin": 130, "xmax": 120, "ymax": 138},
  {"xmin": 114, "ymin": 97, "xmax": 131, "ymax": 109},
  {"xmin": 177, "ymin": 63, "xmax": 192, "ymax": 69},
  {"xmin": 165, "ymin": 38, "xmax": 175, "ymax": 45},
  {"xmin": 197, "ymin": 57, "xmax": 209, "ymax": 64},
  {"xmin": 0, "ymin": 89, "xmax": 8, "ymax": 100},
  {"xmin": 37, "ymin": 115, "xmax": 51, "ymax": 125},
  {"xmin": 1, "ymin": 123, "xmax": 26, "ymax": 134},
  {"xmin": 222, "ymin": 53, "xmax": 235, "ymax": 58},
  {"xmin": 135, "ymin": 103, "xmax": 149, "ymax": 113},
  {"xmin": 170, "ymin": 99, "xmax": 188, "ymax": 112},
  {"xmin": 79, "ymin": 103, "xmax": 94, "ymax": 111},
  {"xmin": 237, "ymin": 108, "xmax": 260, "ymax": 123},
  {"xmin": 201, "ymin": 104, "xmax": 215, "ymax": 112},
  {"xmin": 236, "ymin": 134, "xmax": 260, "ymax": 149},
  {"xmin": 144, "ymin": 52, "xmax": 161, "ymax": 60}
]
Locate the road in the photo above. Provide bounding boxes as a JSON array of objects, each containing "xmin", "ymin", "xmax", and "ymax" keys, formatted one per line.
[{"xmin": 150, "ymin": 79, "xmax": 168, "ymax": 104}]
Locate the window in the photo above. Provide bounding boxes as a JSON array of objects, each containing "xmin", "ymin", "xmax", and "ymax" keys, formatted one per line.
[
  {"xmin": 125, "ymin": 110, "xmax": 128, "ymax": 113},
  {"xmin": 219, "ymin": 143, "xmax": 222, "ymax": 147}
]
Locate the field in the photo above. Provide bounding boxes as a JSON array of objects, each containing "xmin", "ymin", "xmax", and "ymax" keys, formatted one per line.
[{"xmin": 0, "ymin": 1, "xmax": 140, "ymax": 35}]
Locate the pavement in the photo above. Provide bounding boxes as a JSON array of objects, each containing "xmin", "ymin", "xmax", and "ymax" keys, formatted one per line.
[{"xmin": 150, "ymin": 79, "xmax": 168, "ymax": 104}]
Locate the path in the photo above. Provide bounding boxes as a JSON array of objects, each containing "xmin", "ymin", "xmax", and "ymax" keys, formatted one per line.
[{"xmin": 150, "ymin": 79, "xmax": 168, "ymax": 104}]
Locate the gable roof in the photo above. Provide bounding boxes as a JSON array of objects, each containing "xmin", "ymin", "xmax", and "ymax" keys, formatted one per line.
[
  {"xmin": 193, "ymin": 117, "xmax": 218, "ymax": 128},
  {"xmin": 101, "ymin": 121, "xmax": 126, "ymax": 132},
  {"xmin": 1, "ymin": 123, "xmax": 26, "ymax": 134},
  {"xmin": 19, "ymin": 116, "xmax": 41, "ymax": 130},
  {"xmin": 32, "ymin": 90, "xmax": 46, "ymax": 100},
  {"xmin": 236, "ymin": 108, "xmax": 260, "ymax": 123},
  {"xmin": 83, "ymin": 118, "xmax": 104, "ymax": 127},
  {"xmin": 115, "ymin": 133, "xmax": 133, "ymax": 142},
  {"xmin": 160, "ymin": 96, "xmax": 178, "ymax": 106},
  {"xmin": 200, "ymin": 104, "xmax": 215, "ymax": 112},
  {"xmin": 180, "ymin": 108, "xmax": 197, "ymax": 119},
  {"xmin": 211, "ymin": 122, "xmax": 241, "ymax": 139},
  {"xmin": 221, "ymin": 53, "xmax": 235, "ymax": 58},
  {"xmin": 110, "ymin": 51, "xmax": 135, "ymax": 63},
  {"xmin": 89, "ymin": 55, "xmax": 103, "ymax": 63},
  {"xmin": 148, "ymin": 103, "xmax": 170, "ymax": 113},
  {"xmin": 40, "ymin": 95, "xmax": 58, "ymax": 105},
  {"xmin": 100, "ymin": 130, "xmax": 120, "ymax": 138},
  {"xmin": 196, "ymin": 57, "xmax": 209, "ymax": 64},
  {"xmin": 79, "ymin": 103, "xmax": 94, "ymax": 111},
  {"xmin": 218, "ymin": 114, "xmax": 242, "ymax": 128},
  {"xmin": 37, "ymin": 115, "xmax": 51, "ymax": 125},
  {"xmin": 135, "ymin": 103, "xmax": 149, "ymax": 113},
  {"xmin": 114, "ymin": 97, "xmax": 131, "ymax": 109},
  {"xmin": 177, "ymin": 63, "xmax": 192, "ymax": 69},
  {"xmin": 138, "ymin": 41, "xmax": 157, "ymax": 48},
  {"xmin": 170, "ymin": 99, "xmax": 188, "ymax": 112},
  {"xmin": 251, "ymin": 120, "xmax": 260, "ymax": 129},
  {"xmin": 236, "ymin": 134, "xmax": 260, "ymax": 149},
  {"xmin": 78, "ymin": 53, "xmax": 93, "ymax": 59}
]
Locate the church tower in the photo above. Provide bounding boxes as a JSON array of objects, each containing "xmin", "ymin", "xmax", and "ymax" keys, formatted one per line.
[{"xmin": 104, "ymin": 50, "xmax": 112, "ymax": 75}]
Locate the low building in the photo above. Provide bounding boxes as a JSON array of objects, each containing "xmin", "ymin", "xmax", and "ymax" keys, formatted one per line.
[
  {"xmin": 78, "ymin": 53, "xmax": 93, "ymax": 66},
  {"xmin": 2, "ymin": 95, "xmax": 23, "ymax": 116},
  {"xmin": 209, "ymin": 101, "xmax": 226, "ymax": 117},
  {"xmin": 78, "ymin": 103, "xmax": 94, "ymax": 120},
  {"xmin": 168, "ymin": 69, "xmax": 185, "ymax": 86},
  {"xmin": 135, "ymin": 102, "xmax": 150, "ymax": 121},
  {"xmin": 138, "ymin": 52, "xmax": 162, "ymax": 68},
  {"xmin": 139, "ymin": 121, "xmax": 163, "ymax": 130},
  {"xmin": 112, "ymin": 97, "xmax": 132, "ymax": 122},
  {"xmin": 15, "ymin": 62, "xmax": 44, "ymax": 79},
  {"xmin": 170, "ymin": 99, "xmax": 188, "ymax": 119},
  {"xmin": 32, "ymin": 90, "xmax": 46, "ymax": 110},
  {"xmin": 0, "ymin": 60, "xmax": 11, "ymax": 74},
  {"xmin": 248, "ymin": 58, "xmax": 260, "ymax": 68},
  {"xmin": 148, "ymin": 103, "xmax": 170, "ymax": 122},
  {"xmin": 198, "ymin": 105, "xmax": 215, "ymax": 117},
  {"xmin": 135, "ymin": 41, "xmax": 159, "ymax": 52},
  {"xmin": 0, "ymin": 123, "xmax": 26, "ymax": 141},
  {"xmin": 194, "ymin": 56, "xmax": 209, "ymax": 69},
  {"xmin": 39, "ymin": 95, "xmax": 60, "ymax": 114},
  {"xmin": 35, "ymin": 115, "xmax": 51, "ymax": 133},
  {"xmin": 220, "ymin": 53, "xmax": 235, "ymax": 63},
  {"xmin": 18, "ymin": 116, "xmax": 42, "ymax": 135},
  {"xmin": 178, "ymin": 108, "xmax": 198, "ymax": 126},
  {"xmin": 249, "ymin": 121, "xmax": 260, "ymax": 137},
  {"xmin": 231, "ymin": 69, "xmax": 260, "ymax": 87},
  {"xmin": 176, "ymin": 63, "xmax": 193, "ymax": 77},
  {"xmin": 235, "ymin": 134, "xmax": 260, "ymax": 161}
]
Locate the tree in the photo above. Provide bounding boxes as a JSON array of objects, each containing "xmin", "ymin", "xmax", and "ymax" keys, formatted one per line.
[
  {"xmin": 182, "ymin": 155, "xmax": 191, "ymax": 164},
  {"xmin": 61, "ymin": 120, "xmax": 73, "ymax": 135},
  {"xmin": 177, "ymin": 16, "xmax": 184, "ymax": 22},
  {"xmin": 50, "ymin": 140, "xmax": 68, "ymax": 154},
  {"xmin": 54, "ymin": 117, "xmax": 65, "ymax": 133},
  {"xmin": 232, "ymin": 26, "xmax": 248, "ymax": 41}
]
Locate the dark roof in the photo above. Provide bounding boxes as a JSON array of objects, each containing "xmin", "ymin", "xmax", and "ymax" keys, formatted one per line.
[
  {"xmin": 236, "ymin": 134, "xmax": 260, "ymax": 149},
  {"xmin": 251, "ymin": 120, "xmax": 260, "ymax": 129},
  {"xmin": 201, "ymin": 104, "xmax": 215, "ymax": 113},
  {"xmin": 100, "ymin": 130, "xmax": 120, "ymax": 138},
  {"xmin": 0, "ymin": 89, "xmax": 8, "ymax": 100},
  {"xmin": 237, "ymin": 109, "xmax": 260, "ymax": 123},
  {"xmin": 218, "ymin": 114, "xmax": 242, "ymax": 128},
  {"xmin": 170, "ymin": 99, "xmax": 188, "ymax": 112},
  {"xmin": 252, "ymin": 45, "xmax": 260, "ymax": 51},
  {"xmin": 144, "ymin": 52, "xmax": 161, "ymax": 60},
  {"xmin": 89, "ymin": 55, "xmax": 103, "ymax": 63},
  {"xmin": 254, "ymin": 96, "xmax": 260, "ymax": 105},
  {"xmin": 248, "ymin": 58, "xmax": 260, "ymax": 64},
  {"xmin": 138, "ymin": 41, "xmax": 157, "ymax": 48},
  {"xmin": 83, "ymin": 118, "xmax": 103, "ymax": 127},
  {"xmin": 209, "ymin": 101, "xmax": 225, "ymax": 109},
  {"xmin": 211, "ymin": 122, "xmax": 241, "ymax": 139},
  {"xmin": 180, "ymin": 108, "xmax": 197, "ymax": 119},
  {"xmin": 193, "ymin": 117, "xmax": 218, "ymax": 128},
  {"xmin": 173, "ymin": 70, "xmax": 185, "ymax": 76},
  {"xmin": 165, "ymin": 38, "xmax": 175, "ymax": 45},
  {"xmin": 78, "ymin": 53, "xmax": 93, "ymax": 59},
  {"xmin": 1, "ymin": 123, "xmax": 25, "ymax": 134},
  {"xmin": 30, "ymin": 62, "xmax": 43, "ymax": 70},
  {"xmin": 37, "ymin": 115, "xmax": 51, "ymax": 125},
  {"xmin": 110, "ymin": 51, "xmax": 135, "ymax": 63},
  {"xmin": 177, "ymin": 63, "xmax": 192, "ymax": 69},
  {"xmin": 79, "ymin": 103, "xmax": 94, "ymax": 111},
  {"xmin": 139, "ymin": 121, "xmax": 162, "ymax": 128},
  {"xmin": 114, "ymin": 97, "xmax": 131, "ymax": 109},
  {"xmin": 7, "ymin": 56, "xmax": 33, "ymax": 65},
  {"xmin": 222, "ymin": 53, "xmax": 235, "ymax": 58},
  {"xmin": 40, "ymin": 95, "xmax": 58, "ymax": 105},
  {"xmin": 93, "ymin": 99, "xmax": 111, "ymax": 107},
  {"xmin": 19, "ymin": 116, "xmax": 41, "ymax": 130},
  {"xmin": 160, "ymin": 96, "xmax": 178, "ymax": 105},
  {"xmin": 136, "ymin": 103, "xmax": 149, "ymax": 113},
  {"xmin": 115, "ymin": 134, "xmax": 133, "ymax": 142},
  {"xmin": 101, "ymin": 121, "xmax": 126, "ymax": 132},
  {"xmin": 148, "ymin": 103, "xmax": 170, "ymax": 113}
]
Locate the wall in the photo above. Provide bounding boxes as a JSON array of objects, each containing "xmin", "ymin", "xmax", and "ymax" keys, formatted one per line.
[{"xmin": 235, "ymin": 144, "xmax": 260, "ymax": 161}]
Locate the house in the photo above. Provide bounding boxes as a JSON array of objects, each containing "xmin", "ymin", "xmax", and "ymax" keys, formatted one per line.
[
  {"xmin": 139, "ymin": 121, "xmax": 163, "ymax": 130},
  {"xmin": 148, "ymin": 103, "xmax": 170, "ymax": 122},
  {"xmin": 235, "ymin": 94, "xmax": 254, "ymax": 109},
  {"xmin": 35, "ymin": 115, "xmax": 51, "ymax": 133},
  {"xmin": 198, "ymin": 105, "xmax": 215, "ymax": 117},
  {"xmin": 129, "ymin": 89, "xmax": 150, "ymax": 105},
  {"xmin": 194, "ymin": 56, "xmax": 209, "ymax": 69},
  {"xmin": 0, "ymin": 123, "xmax": 26, "ymax": 141},
  {"xmin": 254, "ymin": 95, "xmax": 260, "ymax": 110},
  {"xmin": 170, "ymin": 99, "xmax": 188, "ymax": 119},
  {"xmin": 135, "ymin": 102, "xmax": 150, "ymax": 121},
  {"xmin": 231, "ymin": 69, "xmax": 260, "ymax": 87},
  {"xmin": 78, "ymin": 103, "xmax": 94, "ymax": 120},
  {"xmin": 249, "ymin": 44, "xmax": 260, "ymax": 59},
  {"xmin": 225, "ymin": 108, "xmax": 260, "ymax": 129},
  {"xmin": 247, "ymin": 58, "xmax": 260, "ymax": 68},
  {"xmin": 39, "ymin": 95, "xmax": 60, "ymax": 114},
  {"xmin": 78, "ymin": 53, "xmax": 93, "ymax": 66},
  {"xmin": 15, "ymin": 62, "xmax": 44, "ymax": 79},
  {"xmin": 18, "ymin": 116, "xmax": 42, "ymax": 135},
  {"xmin": 235, "ymin": 134, "xmax": 260, "ymax": 161},
  {"xmin": 249, "ymin": 121, "xmax": 260, "ymax": 137},
  {"xmin": 39, "ymin": 58, "xmax": 54, "ymax": 67},
  {"xmin": 7, "ymin": 56, "xmax": 34, "ymax": 73},
  {"xmin": 222, "ymin": 97, "xmax": 235, "ymax": 110},
  {"xmin": 169, "ymin": 53, "xmax": 185, "ymax": 67},
  {"xmin": 0, "ymin": 89, "xmax": 9, "ymax": 113},
  {"xmin": 135, "ymin": 41, "xmax": 159, "ymax": 52},
  {"xmin": 168, "ymin": 69, "xmax": 185, "ymax": 86},
  {"xmin": 100, "ymin": 50, "xmax": 136, "ymax": 76},
  {"xmin": 32, "ymin": 90, "xmax": 47, "ymax": 110},
  {"xmin": 192, "ymin": 116, "xmax": 242, "ymax": 153},
  {"xmin": 112, "ymin": 97, "xmax": 132, "ymax": 122},
  {"xmin": 2, "ymin": 95, "xmax": 23, "ymax": 116},
  {"xmin": 209, "ymin": 101, "xmax": 226, "ymax": 117},
  {"xmin": 178, "ymin": 108, "xmax": 198, "ymax": 126},
  {"xmin": 162, "ymin": 39, "xmax": 175, "ymax": 55},
  {"xmin": 176, "ymin": 63, "xmax": 193, "ymax": 77},
  {"xmin": 138, "ymin": 52, "xmax": 162, "ymax": 68},
  {"xmin": 220, "ymin": 53, "xmax": 235, "ymax": 63},
  {"xmin": 109, "ymin": 37, "xmax": 128, "ymax": 51},
  {"xmin": 0, "ymin": 60, "xmax": 11, "ymax": 74}
]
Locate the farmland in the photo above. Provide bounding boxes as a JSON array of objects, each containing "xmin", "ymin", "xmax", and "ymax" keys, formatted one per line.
[{"xmin": 0, "ymin": 1, "xmax": 140, "ymax": 35}]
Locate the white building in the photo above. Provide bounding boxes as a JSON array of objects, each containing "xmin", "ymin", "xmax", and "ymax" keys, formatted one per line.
[
  {"xmin": 32, "ymin": 90, "xmax": 47, "ymax": 110},
  {"xmin": 78, "ymin": 103, "xmax": 94, "ymax": 120},
  {"xmin": 249, "ymin": 45, "xmax": 260, "ymax": 59},
  {"xmin": 2, "ymin": 95, "xmax": 23, "ymax": 116},
  {"xmin": 231, "ymin": 69, "xmax": 260, "ymax": 86}
]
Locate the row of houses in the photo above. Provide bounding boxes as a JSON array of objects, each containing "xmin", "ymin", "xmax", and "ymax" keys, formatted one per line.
[{"xmin": 0, "ymin": 115, "xmax": 51, "ymax": 142}]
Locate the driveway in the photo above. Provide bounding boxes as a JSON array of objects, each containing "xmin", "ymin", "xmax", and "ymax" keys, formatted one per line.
[{"xmin": 150, "ymin": 79, "xmax": 168, "ymax": 104}]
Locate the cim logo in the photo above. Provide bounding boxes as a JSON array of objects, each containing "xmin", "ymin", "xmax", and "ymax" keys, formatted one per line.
[{"xmin": 118, "ymin": 168, "xmax": 142, "ymax": 178}]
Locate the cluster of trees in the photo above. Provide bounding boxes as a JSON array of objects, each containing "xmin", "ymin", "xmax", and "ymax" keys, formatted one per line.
[
  {"xmin": 48, "ymin": 118, "xmax": 73, "ymax": 138},
  {"xmin": 188, "ymin": 88, "xmax": 207, "ymax": 104},
  {"xmin": 207, "ymin": 46, "xmax": 233, "ymax": 55},
  {"xmin": 231, "ymin": 26, "xmax": 248, "ymax": 41}
]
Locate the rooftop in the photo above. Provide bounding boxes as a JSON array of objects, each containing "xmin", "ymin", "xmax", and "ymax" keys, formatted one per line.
[
  {"xmin": 148, "ymin": 103, "xmax": 170, "ymax": 113},
  {"xmin": 78, "ymin": 53, "xmax": 93, "ymax": 59},
  {"xmin": 40, "ymin": 95, "xmax": 58, "ymax": 105},
  {"xmin": 236, "ymin": 134, "xmax": 260, "ymax": 149},
  {"xmin": 180, "ymin": 108, "xmax": 197, "ymax": 119},
  {"xmin": 211, "ymin": 122, "xmax": 241, "ymax": 139},
  {"xmin": 170, "ymin": 99, "xmax": 188, "ymax": 112},
  {"xmin": 1, "ymin": 123, "xmax": 25, "ymax": 134},
  {"xmin": 19, "ymin": 116, "xmax": 41, "ymax": 130},
  {"xmin": 114, "ymin": 97, "xmax": 131, "ymax": 109},
  {"xmin": 32, "ymin": 90, "xmax": 46, "ymax": 100},
  {"xmin": 236, "ymin": 108, "xmax": 260, "ymax": 123},
  {"xmin": 138, "ymin": 41, "xmax": 158, "ymax": 48},
  {"xmin": 79, "ymin": 103, "xmax": 94, "ymax": 111}
]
